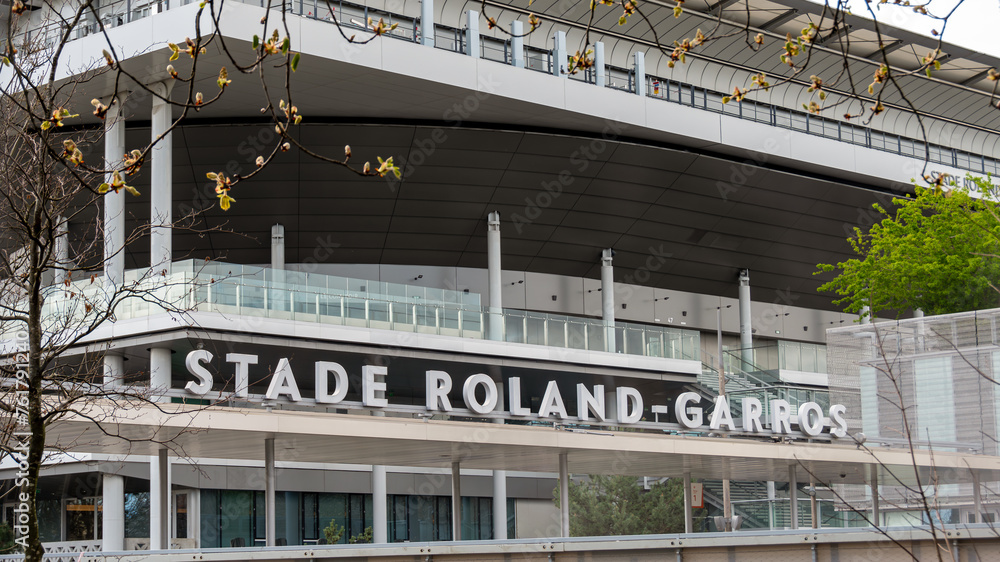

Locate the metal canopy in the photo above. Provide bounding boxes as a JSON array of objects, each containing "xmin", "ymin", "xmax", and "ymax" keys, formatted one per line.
[{"xmin": 45, "ymin": 403, "xmax": 1000, "ymax": 486}]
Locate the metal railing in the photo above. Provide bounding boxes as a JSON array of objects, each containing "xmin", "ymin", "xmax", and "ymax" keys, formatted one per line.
[{"xmin": 10, "ymin": 0, "xmax": 997, "ymax": 177}]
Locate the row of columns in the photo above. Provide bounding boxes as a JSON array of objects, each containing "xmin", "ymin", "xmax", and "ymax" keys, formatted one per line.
[{"xmin": 101, "ymin": 82, "xmax": 176, "ymax": 551}]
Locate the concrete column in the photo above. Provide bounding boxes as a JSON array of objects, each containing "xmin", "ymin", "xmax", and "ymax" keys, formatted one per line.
[
  {"xmin": 466, "ymin": 10, "xmax": 479, "ymax": 58},
  {"xmin": 103, "ymin": 353, "xmax": 124, "ymax": 388},
  {"xmin": 861, "ymin": 305, "xmax": 871, "ymax": 325},
  {"xmin": 601, "ymin": 249, "xmax": 615, "ymax": 353},
  {"xmin": 271, "ymin": 224, "xmax": 285, "ymax": 271},
  {"xmin": 870, "ymin": 464, "xmax": 879, "ymax": 527},
  {"xmin": 150, "ymin": 82, "xmax": 174, "ymax": 275},
  {"xmin": 723, "ymin": 479, "xmax": 732, "ymax": 531},
  {"xmin": 594, "ymin": 42, "xmax": 605, "ymax": 87},
  {"xmin": 738, "ymin": 269, "xmax": 753, "ymax": 370},
  {"xmin": 102, "ymin": 474, "xmax": 125, "ymax": 551},
  {"xmin": 451, "ymin": 461, "xmax": 462, "ymax": 540},
  {"xmin": 371, "ymin": 410, "xmax": 388, "ymax": 543},
  {"xmin": 558, "ymin": 453, "xmax": 569, "ymax": 537},
  {"xmin": 767, "ymin": 481, "xmax": 776, "ymax": 529},
  {"xmin": 372, "ymin": 464, "xmax": 387, "ymax": 543},
  {"xmin": 789, "ymin": 465, "xmax": 798, "ymax": 530},
  {"xmin": 973, "ymin": 471, "xmax": 983, "ymax": 523},
  {"xmin": 150, "ymin": 449, "xmax": 169, "ymax": 549},
  {"xmin": 634, "ymin": 51, "xmax": 645, "ymax": 96},
  {"xmin": 265, "ymin": 438, "xmax": 275, "ymax": 547},
  {"xmin": 420, "ymin": 0, "xmax": 434, "ymax": 47},
  {"xmin": 810, "ymin": 481, "xmax": 818, "ymax": 529},
  {"xmin": 54, "ymin": 217, "xmax": 68, "ymax": 285},
  {"xmin": 552, "ymin": 30, "xmax": 566, "ymax": 78},
  {"xmin": 487, "ymin": 212, "xmax": 503, "ymax": 341},
  {"xmin": 492, "ymin": 380, "xmax": 507, "ymax": 539},
  {"xmin": 149, "ymin": 347, "xmax": 171, "ymax": 400},
  {"xmin": 104, "ymin": 94, "xmax": 126, "ymax": 287},
  {"xmin": 510, "ymin": 20, "xmax": 524, "ymax": 68},
  {"xmin": 683, "ymin": 472, "xmax": 693, "ymax": 534}
]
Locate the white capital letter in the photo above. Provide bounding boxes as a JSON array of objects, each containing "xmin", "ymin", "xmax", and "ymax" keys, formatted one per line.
[
  {"xmin": 426, "ymin": 370, "xmax": 453, "ymax": 411},
  {"xmin": 463, "ymin": 374, "xmax": 498, "ymax": 414},
  {"xmin": 226, "ymin": 353, "xmax": 258, "ymax": 397},
  {"xmin": 617, "ymin": 387, "xmax": 642, "ymax": 424},
  {"xmin": 315, "ymin": 361, "xmax": 348, "ymax": 404},
  {"xmin": 675, "ymin": 392, "xmax": 702, "ymax": 429},
  {"xmin": 363, "ymin": 365, "xmax": 388, "ymax": 407},
  {"xmin": 265, "ymin": 358, "xmax": 302, "ymax": 401},
  {"xmin": 184, "ymin": 350, "xmax": 214, "ymax": 396}
]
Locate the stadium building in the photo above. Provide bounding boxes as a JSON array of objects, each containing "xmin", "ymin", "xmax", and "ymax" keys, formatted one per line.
[{"xmin": 3, "ymin": 0, "xmax": 1000, "ymax": 558}]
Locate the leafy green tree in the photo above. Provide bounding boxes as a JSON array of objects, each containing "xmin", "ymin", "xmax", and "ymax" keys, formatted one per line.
[
  {"xmin": 817, "ymin": 176, "xmax": 1000, "ymax": 318},
  {"xmin": 555, "ymin": 475, "xmax": 702, "ymax": 536}
]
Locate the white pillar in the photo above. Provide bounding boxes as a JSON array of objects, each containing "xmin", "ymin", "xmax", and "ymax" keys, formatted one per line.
[
  {"xmin": 102, "ymin": 474, "xmax": 125, "ymax": 551},
  {"xmin": 54, "ymin": 217, "xmax": 68, "ymax": 285},
  {"xmin": 870, "ymin": 464, "xmax": 879, "ymax": 527},
  {"xmin": 271, "ymin": 224, "xmax": 285, "ymax": 271},
  {"xmin": 738, "ymin": 269, "xmax": 753, "ymax": 370},
  {"xmin": 487, "ymin": 212, "xmax": 503, "ymax": 341},
  {"xmin": 265, "ymin": 438, "xmax": 275, "ymax": 547},
  {"xmin": 420, "ymin": 0, "xmax": 434, "ymax": 47},
  {"xmin": 451, "ymin": 461, "xmax": 462, "ymax": 540},
  {"xmin": 371, "ymin": 410, "xmax": 388, "ymax": 543},
  {"xmin": 552, "ymin": 30, "xmax": 566, "ymax": 78},
  {"xmin": 973, "ymin": 471, "xmax": 983, "ymax": 524},
  {"xmin": 492, "ymin": 380, "xmax": 507, "ymax": 540},
  {"xmin": 558, "ymin": 453, "xmax": 569, "ymax": 537},
  {"xmin": 466, "ymin": 10, "xmax": 479, "ymax": 58},
  {"xmin": 103, "ymin": 353, "xmax": 124, "ymax": 388},
  {"xmin": 767, "ymin": 481, "xmax": 776, "ymax": 529},
  {"xmin": 149, "ymin": 347, "xmax": 171, "ymax": 400},
  {"xmin": 510, "ymin": 21, "xmax": 524, "ymax": 68},
  {"xmin": 601, "ymin": 249, "xmax": 615, "ymax": 352},
  {"xmin": 633, "ymin": 51, "xmax": 645, "ymax": 96},
  {"xmin": 104, "ymin": 94, "xmax": 126, "ymax": 287},
  {"xmin": 372, "ymin": 465, "xmax": 387, "ymax": 542},
  {"xmin": 683, "ymin": 472, "xmax": 693, "ymax": 534},
  {"xmin": 861, "ymin": 305, "xmax": 871, "ymax": 324},
  {"xmin": 789, "ymin": 465, "xmax": 798, "ymax": 530},
  {"xmin": 150, "ymin": 449, "xmax": 169, "ymax": 549},
  {"xmin": 150, "ymin": 82, "xmax": 174, "ymax": 275},
  {"xmin": 594, "ymin": 42, "xmax": 605, "ymax": 87}
]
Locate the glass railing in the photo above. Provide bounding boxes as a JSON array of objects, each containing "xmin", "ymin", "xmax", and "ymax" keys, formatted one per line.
[
  {"xmin": 725, "ymin": 341, "xmax": 827, "ymax": 374},
  {"xmin": 23, "ymin": 261, "xmax": 700, "ymax": 362},
  {"xmin": 11, "ymin": 0, "xmax": 996, "ymax": 177}
]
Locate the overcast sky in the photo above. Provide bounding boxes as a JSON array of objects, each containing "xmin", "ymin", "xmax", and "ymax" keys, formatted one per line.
[{"xmin": 806, "ymin": 0, "xmax": 1000, "ymax": 58}]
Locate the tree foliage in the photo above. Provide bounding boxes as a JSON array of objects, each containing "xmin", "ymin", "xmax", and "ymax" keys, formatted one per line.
[
  {"xmin": 816, "ymin": 176, "xmax": 1000, "ymax": 318},
  {"xmin": 555, "ymin": 475, "xmax": 702, "ymax": 536}
]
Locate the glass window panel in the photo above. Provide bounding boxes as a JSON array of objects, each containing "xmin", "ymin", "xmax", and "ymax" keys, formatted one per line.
[
  {"xmin": 302, "ymin": 493, "xmax": 318, "ymax": 541},
  {"xmin": 318, "ymin": 494, "xmax": 347, "ymax": 543},
  {"xmin": 219, "ymin": 490, "xmax": 253, "ymax": 548},
  {"xmin": 125, "ymin": 492, "xmax": 150, "ymax": 539},
  {"xmin": 200, "ymin": 490, "xmax": 219, "ymax": 548}
]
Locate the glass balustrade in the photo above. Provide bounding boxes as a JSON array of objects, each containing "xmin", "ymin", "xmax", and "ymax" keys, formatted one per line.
[{"xmin": 22, "ymin": 261, "xmax": 700, "ymax": 362}]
